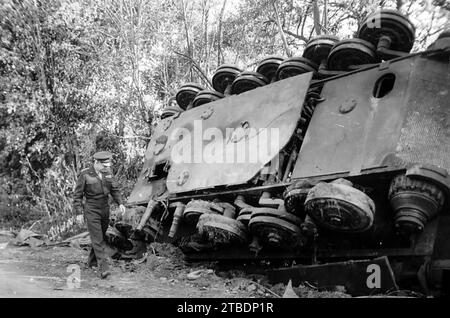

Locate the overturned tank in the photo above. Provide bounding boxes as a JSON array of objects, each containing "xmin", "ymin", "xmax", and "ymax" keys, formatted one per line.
[{"xmin": 113, "ymin": 11, "xmax": 450, "ymax": 296}]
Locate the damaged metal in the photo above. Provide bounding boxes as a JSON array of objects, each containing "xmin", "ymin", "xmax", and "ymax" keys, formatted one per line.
[{"xmin": 112, "ymin": 25, "xmax": 450, "ymax": 297}]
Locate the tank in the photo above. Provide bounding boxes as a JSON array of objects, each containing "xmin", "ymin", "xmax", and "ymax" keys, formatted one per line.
[{"xmin": 112, "ymin": 11, "xmax": 450, "ymax": 297}]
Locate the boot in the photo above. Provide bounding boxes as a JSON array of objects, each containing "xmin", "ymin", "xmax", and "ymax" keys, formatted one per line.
[{"xmin": 99, "ymin": 259, "xmax": 111, "ymax": 279}]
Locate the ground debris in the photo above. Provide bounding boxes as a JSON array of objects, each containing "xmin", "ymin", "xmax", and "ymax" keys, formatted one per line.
[
  {"xmin": 9, "ymin": 229, "xmax": 47, "ymax": 247},
  {"xmin": 282, "ymin": 280, "xmax": 299, "ymax": 298},
  {"xmin": 355, "ymin": 289, "xmax": 425, "ymax": 298},
  {"xmin": 0, "ymin": 243, "xmax": 253, "ymax": 298},
  {"xmin": 131, "ymin": 252, "xmax": 148, "ymax": 265},
  {"xmin": 63, "ymin": 231, "xmax": 90, "ymax": 242},
  {"xmin": 0, "ymin": 230, "xmax": 15, "ymax": 238},
  {"xmin": 117, "ymin": 260, "xmax": 138, "ymax": 273},
  {"xmin": 148, "ymin": 242, "xmax": 185, "ymax": 263},
  {"xmin": 145, "ymin": 253, "xmax": 180, "ymax": 277},
  {"xmin": 187, "ymin": 269, "xmax": 214, "ymax": 280},
  {"xmin": 270, "ymin": 281, "xmax": 352, "ymax": 298},
  {"xmin": 137, "ymin": 242, "xmax": 187, "ymax": 277}
]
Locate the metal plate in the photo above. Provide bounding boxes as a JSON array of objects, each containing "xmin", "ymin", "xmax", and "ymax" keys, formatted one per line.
[
  {"xmin": 292, "ymin": 56, "xmax": 414, "ymax": 179},
  {"xmin": 267, "ymin": 256, "xmax": 398, "ymax": 296},
  {"xmin": 128, "ymin": 73, "xmax": 311, "ymax": 203},
  {"xmin": 127, "ymin": 175, "xmax": 166, "ymax": 205},
  {"xmin": 395, "ymin": 57, "xmax": 450, "ymax": 171},
  {"xmin": 164, "ymin": 73, "xmax": 312, "ymax": 193}
]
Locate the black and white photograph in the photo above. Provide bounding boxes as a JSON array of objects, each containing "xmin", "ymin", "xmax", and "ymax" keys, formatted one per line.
[{"xmin": 0, "ymin": 0, "xmax": 449, "ymax": 304}]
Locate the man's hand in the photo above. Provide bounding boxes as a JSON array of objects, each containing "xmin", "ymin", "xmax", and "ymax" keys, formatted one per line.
[{"xmin": 119, "ymin": 204, "xmax": 126, "ymax": 216}]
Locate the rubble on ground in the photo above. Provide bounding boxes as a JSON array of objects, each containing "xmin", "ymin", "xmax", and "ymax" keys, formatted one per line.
[
  {"xmin": 9, "ymin": 229, "xmax": 47, "ymax": 248},
  {"xmin": 1, "ymin": 227, "xmax": 354, "ymax": 298},
  {"xmin": 270, "ymin": 281, "xmax": 351, "ymax": 298},
  {"xmin": 0, "ymin": 230, "xmax": 15, "ymax": 238}
]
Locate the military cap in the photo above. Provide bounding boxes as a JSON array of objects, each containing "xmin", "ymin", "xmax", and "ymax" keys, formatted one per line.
[{"xmin": 93, "ymin": 151, "xmax": 113, "ymax": 166}]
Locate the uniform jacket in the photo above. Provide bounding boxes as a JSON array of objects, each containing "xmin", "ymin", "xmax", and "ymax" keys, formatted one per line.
[{"xmin": 73, "ymin": 165, "xmax": 123, "ymax": 214}]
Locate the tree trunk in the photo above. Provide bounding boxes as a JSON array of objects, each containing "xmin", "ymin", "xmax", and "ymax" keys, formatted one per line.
[
  {"xmin": 272, "ymin": 0, "xmax": 292, "ymax": 57},
  {"xmin": 180, "ymin": 0, "xmax": 193, "ymax": 81},
  {"xmin": 217, "ymin": 0, "xmax": 227, "ymax": 66},
  {"xmin": 313, "ymin": 0, "xmax": 321, "ymax": 35}
]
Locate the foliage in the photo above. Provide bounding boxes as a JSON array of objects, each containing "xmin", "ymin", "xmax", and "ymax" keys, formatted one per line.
[{"xmin": 0, "ymin": 176, "xmax": 41, "ymax": 229}]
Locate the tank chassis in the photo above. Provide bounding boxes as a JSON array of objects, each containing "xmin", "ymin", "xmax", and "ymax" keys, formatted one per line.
[{"xmin": 115, "ymin": 31, "xmax": 450, "ymax": 296}]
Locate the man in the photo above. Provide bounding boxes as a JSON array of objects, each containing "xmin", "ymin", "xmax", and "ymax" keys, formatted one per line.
[{"xmin": 73, "ymin": 151, "xmax": 126, "ymax": 278}]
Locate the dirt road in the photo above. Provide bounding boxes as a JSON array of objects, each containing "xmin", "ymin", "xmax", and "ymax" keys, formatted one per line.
[
  {"xmin": 0, "ymin": 235, "xmax": 271, "ymax": 298},
  {"xmin": 0, "ymin": 263, "xmax": 98, "ymax": 298}
]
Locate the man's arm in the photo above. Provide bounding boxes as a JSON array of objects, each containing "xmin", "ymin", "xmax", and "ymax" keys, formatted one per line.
[{"xmin": 73, "ymin": 173, "xmax": 85, "ymax": 214}]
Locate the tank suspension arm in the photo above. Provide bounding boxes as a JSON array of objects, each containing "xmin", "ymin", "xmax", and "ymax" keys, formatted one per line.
[
  {"xmin": 282, "ymin": 146, "xmax": 298, "ymax": 182},
  {"xmin": 136, "ymin": 200, "xmax": 162, "ymax": 231},
  {"xmin": 376, "ymin": 35, "xmax": 409, "ymax": 60},
  {"xmin": 169, "ymin": 202, "xmax": 186, "ymax": 238},
  {"xmin": 233, "ymin": 195, "xmax": 252, "ymax": 209}
]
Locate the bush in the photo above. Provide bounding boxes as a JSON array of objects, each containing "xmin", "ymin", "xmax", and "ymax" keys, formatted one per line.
[
  {"xmin": 25, "ymin": 155, "xmax": 86, "ymax": 240},
  {"xmin": 0, "ymin": 201, "xmax": 41, "ymax": 229},
  {"xmin": 0, "ymin": 176, "xmax": 43, "ymax": 229}
]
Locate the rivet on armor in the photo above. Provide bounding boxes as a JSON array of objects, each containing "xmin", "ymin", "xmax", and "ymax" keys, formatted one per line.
[
  {"xmin": 339, "ymin": 99, "xmax": 357, "ymax": 114},
  {"xmin": 177, "ymin": 170, "xmax": 190, "ymax": 186},
  {"xmin": 200, "ymin": 106, "xmax": 214, "ymax": 120}
]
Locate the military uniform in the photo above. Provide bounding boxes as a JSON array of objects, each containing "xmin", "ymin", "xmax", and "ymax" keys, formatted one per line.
[{"xmin": 73, "ymin": 152, "xmax": 123, "ymax": 275}]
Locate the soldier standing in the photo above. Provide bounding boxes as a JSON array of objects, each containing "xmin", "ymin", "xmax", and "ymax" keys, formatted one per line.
[{"xmin": 73, "ymin": 151, "xmax": 126, "ymax": 278}]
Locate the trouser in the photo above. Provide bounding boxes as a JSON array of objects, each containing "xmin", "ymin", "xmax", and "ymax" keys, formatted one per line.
[{"xmin": 84, "ymin": 201, "xmax": 110, "ymax": 272}]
